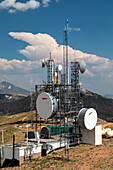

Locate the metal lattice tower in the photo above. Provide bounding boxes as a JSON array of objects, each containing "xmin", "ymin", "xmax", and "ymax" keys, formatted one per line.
[
  {"xmin": 46, "ymin": 52, "xmax": 54, "ymax": 85},
  {"xmin": 63, "ymin": 19, "xmax": 69, "ymax": 85},
  {"xmin": 71, "ymin": 61, "xmax": 83, "ymax": 113},
  {"xmin": 70, "ymin": 61, "xmax": 83, "ymax": 141},
  {"xmin": 34, "ymin": 20, "xmax": 86, "ymax": 161}
]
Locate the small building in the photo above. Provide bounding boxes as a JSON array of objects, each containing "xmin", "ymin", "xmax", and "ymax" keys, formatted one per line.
[
  {"xmin": 0, "ymin": 142, "xmax": 42, "ymax": 168},
  {"xmin": 81, "ymin": 123, "xmax": 102, "ymax": 145}
]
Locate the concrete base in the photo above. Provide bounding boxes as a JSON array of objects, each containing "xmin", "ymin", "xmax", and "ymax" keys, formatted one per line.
[{"xmin": 0, "ymin": 142, "xmax": 42, "ymax": 167}]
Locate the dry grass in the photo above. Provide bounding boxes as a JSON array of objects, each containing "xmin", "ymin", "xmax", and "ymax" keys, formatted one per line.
[
  {"xmin": 98, "ymin": 118, "xmax": 113, "ymax": 129},
  {"xmin": 2, "ymin": 140, "xmax": 113, "ymax": 170},
  {"xmin": 0, "ymin": 111, "xmax": 39, "ymax": 145},
  {"xmin": 1, "ymin": 113, "xmax": 113, "ymax": 169}
]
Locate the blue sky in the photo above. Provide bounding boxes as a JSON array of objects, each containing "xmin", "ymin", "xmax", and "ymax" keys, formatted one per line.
[{"xmin": 0, "ymin": 0, "xmax": 113, "ymax": 95}]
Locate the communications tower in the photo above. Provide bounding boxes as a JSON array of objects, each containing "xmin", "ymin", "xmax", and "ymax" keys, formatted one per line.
[{"xmin": 63, "ymin": 19, "xmax": 69, "ymax": 85}]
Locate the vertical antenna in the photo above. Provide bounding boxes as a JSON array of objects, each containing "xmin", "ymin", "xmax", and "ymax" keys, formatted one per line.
[
  {"xmin": 63, "ymin": 19, "xmax": 69, "ymax": 161},
  {"xmin": 66, "ymin": 19, "xmax": 68, "ymax": 84},
  {"xmin": 35, "ymin": 85, "xmax": 38, "ymax": 132},
  {"xmin": 63, "ymin": 27, "xmax": 66, "ymax": 84},
  {"xmin": 50, "ymin": 52, "xmax": 51, "ymax": 60},
  {"xmin": 47, "ymin": 52, "xmax": 54, "ymax": 84},
  {"xmin": 30, "ymin": 76, "xmax": 33, "ymax": 129},
  {"xmin": 63, "ymin": 19, "xmax": 69, "ymax": 84}
]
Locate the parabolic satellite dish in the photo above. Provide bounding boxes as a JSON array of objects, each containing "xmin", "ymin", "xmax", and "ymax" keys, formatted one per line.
[
  {"xmin": 80, "ymin": 88, "xmax": 86, "ymax": 97},
  {"xmin": 36, "ymin": 92, "xmax": 58, "ymax": 119},
  {"xmin": 42, "ymin": 59, "xmax": 46, "ymax": 68},
  {"xmin": 79, "ymin": 60, "xmax": 86, "ymax": 74},
  {"xmin": 56, "ymin": 65, "xmax": 62, "ymax": 72},
  {"xmin": 78, "ymin": 108, "xmax": 97, "ymax": 130}
]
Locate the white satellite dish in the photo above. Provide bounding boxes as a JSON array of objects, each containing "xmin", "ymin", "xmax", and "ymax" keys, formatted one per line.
[
  {"xmin": 80, "ymin": 88, "xmax": 86, "ymax": 97},
  {"xmin": 58, "ymin": 65, "xmax": 62, "ymax": 71},
  {"xmin": 41, "ymin": 59, "xmax": 46, "ymax": 68},
  {"xmin": 36, "ymin": 92, "xmax": 58, "ymax": 119},
  {"xmin": 78, "ymin": 108, "xmax": 97, "ymax": 130},
  {"xmin": 56, "ymin": 65, "xmax": 62, "ymax": 72},
  {"xmin": 79, "ymin": 60, "xmax": 86, "ymax": 74}
]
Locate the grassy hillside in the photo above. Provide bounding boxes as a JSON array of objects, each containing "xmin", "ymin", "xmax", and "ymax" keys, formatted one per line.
[
  {"xmin": 83, "ymin": 90, "xmax": 113, "ymax": 122},
  {"xmin": 2, "ymin": 142, "xmax": 113, "ymax": 170},
  {"xmin": 1, "ymin": 90, "xmax": 113, "ymax": 122},
  {"xmin": 0, "ymin": 95, "xmax": 31, "ymax": 116},
  {"xmin": 0, "ymin": 89, "xmax": 113, "ymax": 124},
  {"xmin": 1, "ymin": 112, "xmax": 113, "ymax": 169},
  {"xmin": 0, "ymin": 111, "xmax": 37, "ymax": 145}
]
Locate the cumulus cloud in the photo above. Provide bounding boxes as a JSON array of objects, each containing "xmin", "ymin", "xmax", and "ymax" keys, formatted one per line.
[
  {"xmin": 0, "ymin": 58, "xmax": 47, "ymax": 90},
  {"xmin": 9, "ymin": 9, "xmax": 16, "ymax": 13},
  {"xmin": 69, "ymin": 27, "xmax": 81, "ymax": 32},
  {"xmin": 8, "ymin": 31, "xmax": 113, "ymax": 94},
  {"xmin": 9, "ymin": 32, "xmax": 113, "ymax": 66},
  {"xmin": 0, "ymin": 73, "xmax": 42, "ymax": 91},
  {"xmin": 8, "ymin": 32, "xmax": 112, "ymax": 68},
  {"xmin": 0, "ymin": 58, "xmax": 41, "ymax": 74},
  {"xmin": 9, "ymin": 32, "xmax": 61, "ymax": 62},
  {"xmin": 84, "ymin": 69, "xmax": 94, "ymax": 77},
  {"xmin": 0, "ymin": 0, "xmax": 58, "ymax": 12},
  {"xmin": 92, "ymin": 60, "xmax": 112, "ymax": 72},
  {"xmin": 42, "ymin": 0, "xmax": 51, "ymax": 7},
  {"xmin": 0, "ymin": 0, "xmax": 40, "ymax": 12},
  {"xmin": 107, "ymin": 72, "xmax": 113, "ymax": 78}
]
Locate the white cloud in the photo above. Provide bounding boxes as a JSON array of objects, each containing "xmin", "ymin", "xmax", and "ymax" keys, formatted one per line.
[
  {"xmin": 0, "ymin": 57, "xmax": 48, "ymax": 90},
  {"xmin": 69, "ymin": 27, "xmax": 81, "ymax": 32},
  {"xmin": 84, "ymin": 69, "xmax": 94, "ymax": 77},
  {"xmin": 107, "ymin": 72, "xmax": 113, "ymax": 78},
  {"xmin": 42, "ymin": 0, "xmax": 51, "ymax": 7},
  {"xmin": 0, "ymin": 58, "xmax": 46, "ymax": 90},
  {"xmin": 8, "ymin": 31, "xmax": 113, "ymax": 94},
  {"xmin": 9, "ymin": 32, "xmax": 113, "ymax": 68},
  {"xmin": 92, "ymin": 60, "xmax": 112, "ymax": 72},
  {"xmin": 9, "ymin": 9, "xmax": 16, "ymax": 13},
  {"xmin": 75, "ymin": 50, "xmax": 110, "ymax": 65},
  {"xmin": 0, "ymin": 58, "xmax": 41, "ymax": 74},
  {"xmin": 0, "ymin": 58, "xmax": 13, "ymax": 71},
  {"xmin": 0, "ymin": 0, "xmax": 15, "ymax": 8},
  {"xmin": 0, "ymin": 0, "xmax": 58, "ymax": 12},
  {"xmin": 0, "ymin": 0, "xmax": 40, "ymax": 12},
  {"xmin": 0, "ymin": 73, "xmax": 42, "ymax": 91},
  {"xmin": 9, "ymin": 32, "xmax": 60, "ymax": 62}
]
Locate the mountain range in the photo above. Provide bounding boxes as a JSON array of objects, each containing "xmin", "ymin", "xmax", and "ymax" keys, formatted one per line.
[
  {"xmin": 104, "ymin": 94, "xmax": 113, "ymax": 99},
  {"xmin": 0, "ymin": 82, "xmax": 113, "ymax": 122},
  {"xmin": 0, "ymin": 81, "xmax": 30, "ymax": 95}
]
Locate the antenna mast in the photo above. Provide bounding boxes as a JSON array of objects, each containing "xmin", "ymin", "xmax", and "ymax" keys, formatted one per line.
[
  {"xmin": 63, "ymin": 19, "xmax": 69, "ymax": 84},
  {"xmin": 46, "ymin": 52, "xmax": 54, "ymax": 85}
]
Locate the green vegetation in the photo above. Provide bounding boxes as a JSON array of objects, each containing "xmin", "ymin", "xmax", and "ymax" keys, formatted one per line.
[
  {"xmin": 0, "ymin": 111, "xmax": 37, "ymax": 145},
  {"xmin": 1, "ymin": 112, "xmax": 113, "ymax": 169}
]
